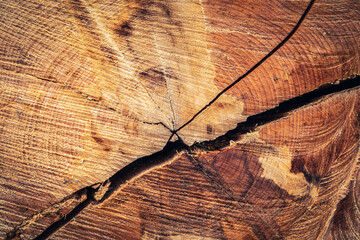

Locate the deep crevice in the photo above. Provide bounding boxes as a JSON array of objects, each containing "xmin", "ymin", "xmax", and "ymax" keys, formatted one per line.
[
  {"xmin": 95, "ymin": 139, "xmax": 189, "ymax": 204},
  {"xmin": 17, "ymin": 0, "xmax": 360, "ymax": 237},
  {"xmin": 33, "ymin": 187, "xmax": 96, "ymax": 240},
  {"xmin": 29, "ymin": 140, "xmax": 189, "ymax": 239},
  {"xmin": 29, "ymin": 74, "xmax": 360, "ymax": 239},
  {"xmin": 192, "ymin": 75, "xmax": 360, "ymax": 151}
]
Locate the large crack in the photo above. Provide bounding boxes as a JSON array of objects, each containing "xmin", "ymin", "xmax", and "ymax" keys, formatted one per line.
[
  {"xmin": 7, "ymin": 141, "xmax": 187, "ymax": 240},
  {"xmin": 32, "ymin": 187, "xmax": 97, "ymax": 240},
  {"xmin": 5, "ymin": 0, "xmax": 360, "ymax": 237},
  {"xmin": 7, "ymin": 74, "xmax": 359, "ymax": 240},
  {"xmin": 5, "ymin": 184, "xmax": 95, "ymax": 240},
  {"xmin": 192, "ymin": 75, "xmax": 360, "ymax": 151}
]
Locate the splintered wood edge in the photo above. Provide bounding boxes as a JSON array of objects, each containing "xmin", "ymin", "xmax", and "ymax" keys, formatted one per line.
[{"xmin": 10, "ymin": 86, "xmax": 359, "ymax": 239}]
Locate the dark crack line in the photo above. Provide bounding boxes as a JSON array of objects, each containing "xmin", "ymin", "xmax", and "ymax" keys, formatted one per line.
[
  {"xmin": 192, "ymin": 75, "xmax": 360, "ymax": 151},
  {"xmin": 94, "ymin": 140, "xmax": 188, "ymax": 204},
  {"xmin": 25, "ymin": 141, "xmax": 188, "ymax": 239},
  {"xmin": 175, "ymin": 0, "xmax": 316, "ymax": 133},
  {"xmin": 16, "ymin": 0, "xmax": 360, "ymax": 237},
  {"xmin": 27, "ymin": 75, "xmax": 360, "ymax": 240},
  {"xmin": 5, "ymin": 183, "xmax": 99, "ymax": 240},
  {"xmin": 33, "ymin": 186, "xmax": 97, "ymax": 240}
]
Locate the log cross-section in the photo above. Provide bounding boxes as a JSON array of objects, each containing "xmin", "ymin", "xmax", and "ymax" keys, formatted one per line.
[{"xmin": 0, "ymin": 0, "xmax": 359, "ymax": 239}]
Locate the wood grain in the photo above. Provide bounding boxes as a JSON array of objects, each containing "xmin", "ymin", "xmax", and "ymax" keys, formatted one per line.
[
  {"xmin": 324, "ymin": 162, "xmax": 360, "ymax": 239},
  {"xmin": 49, "ymin": 88, "xmax": 360, "ymax": 239},
  {"xmin": 1, "ymin": 0, "xmax": 358, "ymax": 144},
  {"xmin": 0, "ymin": 0, "xmax": 359, "ymax": 239},
  {"xmin": 0, "ymin": 70, "xmax": 170, "ymax": 238}
]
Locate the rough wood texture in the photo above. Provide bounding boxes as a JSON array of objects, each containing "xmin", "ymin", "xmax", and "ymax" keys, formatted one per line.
[
  {"xmin": 0, "ymin": 0, "xmax": 359, "ymax": 239},
  {"xmin": 53, "ymin": 88, "xmax": 360, "ymax": 239},
  {"xmin": 324, "ymin": 162, "xmax": 360, "ymax": 240},
  {"xmin": 325, "ymin": 166, "xmax": 360, "ymax": 239}
]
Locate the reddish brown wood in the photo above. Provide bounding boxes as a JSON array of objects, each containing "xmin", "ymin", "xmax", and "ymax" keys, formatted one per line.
[
  {"xmin": 324, "ymin": 165, "xmax": 360, "ymax": 240},
  {"xmin": 0, "ymin": 0, "xmax": 359, "ymax": 239},
  {"xmin": 45, "ymin": 88, "xmax": 360, "ymax": 239}
]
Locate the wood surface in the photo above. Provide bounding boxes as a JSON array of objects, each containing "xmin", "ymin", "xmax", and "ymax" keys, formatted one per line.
[
  {"xmin": 0, "ymin": 0, "xmax": 359, "ymax": 239},
  {"xmin": 52, "ymin": 88, "xmax": 360, "ymax": 240}
]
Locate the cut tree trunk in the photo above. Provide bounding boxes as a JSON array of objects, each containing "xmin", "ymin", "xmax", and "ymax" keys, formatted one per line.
[{"xmin": 0, "ymin": 0, "xmax": 359, "ymax": 239}]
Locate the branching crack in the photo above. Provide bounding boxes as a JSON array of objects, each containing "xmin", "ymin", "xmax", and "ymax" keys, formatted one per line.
[
  {"xmin": 8, "ymin": 74, "xmax": 359, "ymax": 239},
  {"xmin": 5, "ymin": 0, "xmax": 360, "ymax": 238}
]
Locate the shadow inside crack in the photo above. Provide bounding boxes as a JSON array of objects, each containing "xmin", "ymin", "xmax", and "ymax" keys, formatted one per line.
[
  {"xmin": 22, "ymin": 74, "xmax": 360, "ymax": 240},
  {"xmin": 32, "ymin": 187, "xmax": 95, "ymax": 240},
  {"xmin": 7, "ymin": 0, "xmax": 360, "ymax": 236},
  {"xmin": 192, "ymin": 75, "xmax": 360, "ymax": 151},
  {"xmin": 11, "ymin": 140, "xmax": 188, "ymax": 240}
]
